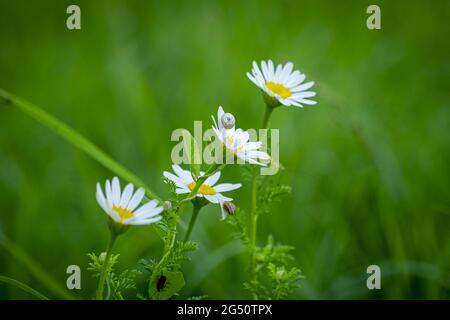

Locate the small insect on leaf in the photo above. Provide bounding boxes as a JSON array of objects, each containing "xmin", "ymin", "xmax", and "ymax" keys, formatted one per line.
[{"xmin": 156, "ymin": 275, "xmax": 167, "ymax": 292}]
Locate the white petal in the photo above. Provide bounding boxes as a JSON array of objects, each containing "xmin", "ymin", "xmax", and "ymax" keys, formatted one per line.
[
  {"xmin": 268, "ymin": 60, "xmax": 275, "ymax": 80},
  {"xmin": 247, "ymin": 72, "xmax": 262, "ymax": 88},
  {"xmin": 247, "ymin": 150, "xmax": 270, "ymax": 160},
  {"xmin": 127, "ymin": 216, "xmax": 162, "ymax": 225},
  {"xmin": 164, "ymin": 171, "xmax": 188, "ymax": 188},
  {"xmin": 134, "ymin": 200, "xmax": 159, "ymax": 217},
  {"xmin": 204, "ymin": 171, "xmax": 221, "ymax": 186},
  {"xmin": 127, "ymin": 187, "xmax": 145, "ymax": 211},
  {"xmin": 298, "ymin": 98, "xmax": 317, "ymax": 105},
  {"xmin": 204, "ymin": 195, "xmax": 219, "ymax": 204},
  {"xmin": 105, "ymin": 180, "xmax": 113, "ymax": 208},
  {"xmin": 214, "ymin": 183, "xmax": 242, "ymax": 192},
  {"xmin": 219, "ymin": 199, "xmax": 226, "ymax": 220},
  {"xmin": 109, "ymin": 210, "xmax": 121, "ymax": 223},
  {"xmin": 176, "ymin": 188, "xmax": 191, "ymax": 194},
  {"xmin": 274, "ymin": 64, "xmax": 283, "ymax": 83},
  {"xmin": 252, "ymin": 61, "xmax": 265, "ymax": 85},
  {"xmin": 172, "ymin": 164, "xmax": 193, "ymax": 183},
  {"xmin": 111, "ymin": 177, "xmax": 121, "ymax": 206},
  {"xmin": 135, "ymin": 204, "xmax": 163, "ymax": 219},
  {"xmin": 217, "ymin": 193, "xmax": 233, "ymax": 202},
  {"xmin": 292, "ymin": 81, "xmax": 315, "ymax": 92},
  {"xmin": 119, "ymin": 183, "xmax": 134, "ymax": 208},
  {"xmin": 292, "ymin": 91, "xmax": 316, "ymax": 99},
  {"xmin": 280, "ymin": 62, "xmax": 293, "ymax": 82},
  {"xmin": 245, "ymin": 141, "xmax": 262, "ymax": 150},
  {"xmin": 261, "ymin": 61, "xmax": 269, "ymax": 80},
  {"xmin": 96, "ymin": 183, "xmax": 108, "ymax": 212},
  {"xmin": 285, "ymin": 71, "xmax": 305, "ymax": 87},
  {"xmin": 217, "ymin": 106, "xmax": 225, "ymax": 131}
]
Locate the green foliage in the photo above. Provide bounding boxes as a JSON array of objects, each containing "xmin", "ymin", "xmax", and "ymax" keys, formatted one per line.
[
  {"xmin": 187, "ymin": 295, "xmax": 209, "ymax": 300},
  {"xmin": 244, "ymin": 236, "xmax": 303, "ymax": 300},
  {"xmin": 106, "ymin": 269, "xmax": 139, "ymax": 300},
  {"xmin": 87, "ymin": 252, "xmax": 119, "ymax": 278},
  {"xmin": 148, "ymin": 270, "xmax": 185, "ymax": 300},
  {"xmin": 166, "ymin": 241, "xmax": 198, "ymax": 270},
  {"xmin": 141, "ymin": 240, "xmax": 198, "ymax": 300},
  {"xmin": 88, "ymin": 252, "xmax": 138, "ymax": 299},
  {"xmin": 227, "ymin": 207, "xmax": 250, "ymax": 246},
  {"xmin": 258, "ymin": 182, "xmax": 292, "ymax": 216}
]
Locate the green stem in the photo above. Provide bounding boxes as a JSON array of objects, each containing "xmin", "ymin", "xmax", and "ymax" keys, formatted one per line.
[
  {"xmin": 96, "ymin": 232, "xmax": 117, "ymax": 300},
  {"xmin": 249, "ymin": 167, "xmax": 258, "ymax": 281},
  {"xmin": 262, "ymin": 106, "xmax": 274, "ymax": 129},
  {"xmin": 249, "ymin": 105, "xmax": 275, "ymax": 299},
  {"xmin": 184, "ymin": 205, "xmax": 202, "ymax": 242},
  {"xmin": 0, "ymin": 275, "xmax": 49, "ymax": 300}
]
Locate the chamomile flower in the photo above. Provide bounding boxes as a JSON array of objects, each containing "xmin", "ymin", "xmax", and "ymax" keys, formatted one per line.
[
  {"xmin": 212, "ymin": 106, "xmax": 270, "ymax": 166},
  {"xmin": 96, "ymin": 177, "xmax": 163, "ymax": 226},
  {"xmin": 163, "ymin": 164, "xmax": 241, "ymax": 220},
  {"xmin": 247, "ymin": 60, "xmax": 316, "ymax": 108}
]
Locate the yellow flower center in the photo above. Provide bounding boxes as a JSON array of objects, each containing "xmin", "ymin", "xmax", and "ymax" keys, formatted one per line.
[
  {"xmin": 112, "ymin": 206, "xmax": 134, "ymax": 222},
  {"xmin": 265, "ymin": 82, "xmax": 291, "ymax": 98},
  {"xmin": 188, "ymin": 182, "xmax": 216, "ymax": 195}
]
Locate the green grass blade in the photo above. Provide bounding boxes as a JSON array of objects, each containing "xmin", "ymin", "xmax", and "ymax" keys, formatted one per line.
[
  {"xmin": 0, "ymin": 233, "xmax": 74, "ymax": 300},
  {"xmin": 0, "ymin": 88, "xmax": 162, "ymax": 203},
  {"xmin": 0, "ymin": 275, "xmax": 49, "ymax": 300}
]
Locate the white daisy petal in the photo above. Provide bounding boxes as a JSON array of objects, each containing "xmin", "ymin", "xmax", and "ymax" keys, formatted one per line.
[
  {"xmin": 246, "ymin": 72, "xmax": 260, "ymax": 87},
  {"xmin": 292, "ymin": 81, "xmax": 315, "ymax": 92},
  {"xmin": 261, "ymin": 60, "xmax": 269, "ymax": 80},
  {"xmin": 176, "ymin": 188, "xmax": 191, "ymax": 194},
  {"xmin": 205, "ymin": 171, "xmax": 221, "ymax": 186},
  {"xmin": 109, "ymin": 210, "xmax": 120, "ymax": 223},
  {"xmin": 134, "ymin": 200, "xmax": 159, "ymax": 217},
  {"xmin": 105, "ymin": 180, "xmax": 113, "ymax": 208},
  {"xmin": 204, "ymin": 195, "xmax": 219, "ymax": 204},
  {"xmin": 128, "ymin": 216, "xmax": 162, "ymax": 225},
  {"xmin": 112, "ymin": 177, "xmax": 121, "ymax": 206},
  {"xmin": 219, "ymin": 199, "xmax": 226, "ymax": 220},
  {"xmin": 292, "ymin": 91, "xmax": 316, "ymax": 99},
  {"xmin": 119, "ymin": 183, "xmax": 134, "ymax": 208},
  {"xmin": 298, "ymin": 99, "xmax": 317, "ymax": 105},
  {"xmin": 96, "ymin": 183, "xmax": 108, "ymax": 213},
  {"xmin": 127, "ymin": 187, "xmax": 145, "ymax": 211},
  {"xmin": 172, "ymin": 164, "xmax": 194, "ymax": 183},
  {"xmin": 164, "ymin": 171, "xmax": 187, "ymax": 189},
  {"xmin": 280, "ymin": 62, "xmax": 293, "ymax": 82},
  {"xmin": 214, "ymin": 183, "xmax": 242, "ymax": 192}
]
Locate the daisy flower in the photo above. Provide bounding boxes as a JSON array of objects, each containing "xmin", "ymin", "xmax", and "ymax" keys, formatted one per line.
[
  {"xmin": 163, "ymin": 164, "xmax": 241, "ymax": 220},
  {"xmin": 96, "ymin": 177, "xmax": 163, "ymax": 226},
  {"xmin": 212, "ymin": 106, "xmax": 270, "ymax": 166},
  {"xmin": 247, "ymin": 60, "xmax": 316, "ymax": 108}
]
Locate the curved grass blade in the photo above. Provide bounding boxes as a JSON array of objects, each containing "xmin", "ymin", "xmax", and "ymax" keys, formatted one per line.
[
  {"xmin": 0, "ymin": 275, "xmax": 49, "ymax": 300},
  {"xmin": 0, "ymin": 232, "xmax": 74, "ymax": 300},
  {"xmin": 0, "ymin": 88, "xmax": 162, "ymax": 203}
]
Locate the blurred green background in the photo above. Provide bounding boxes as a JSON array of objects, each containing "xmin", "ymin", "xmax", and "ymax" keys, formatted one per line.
[{"xmin": 0, "ymin": 0, "xmax": 449, "ymax": 299}]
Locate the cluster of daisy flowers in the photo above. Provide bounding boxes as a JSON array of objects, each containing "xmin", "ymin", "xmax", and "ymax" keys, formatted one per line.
[{"xmin": 95, "ymin": 60, "xmax": 315, "ymax": 227}]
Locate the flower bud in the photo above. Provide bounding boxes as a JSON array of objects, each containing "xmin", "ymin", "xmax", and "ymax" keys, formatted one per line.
[
  {"xmin": 164, "ymin": 200, "xmax": 172, "ymax": 210},
  {"xmin": 222, "ymin": 201, "xmax": 236, "ymax": 215},
  {"xmin": 221, "ymin": 112, "xmax": 235, "ymax": 129}
]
